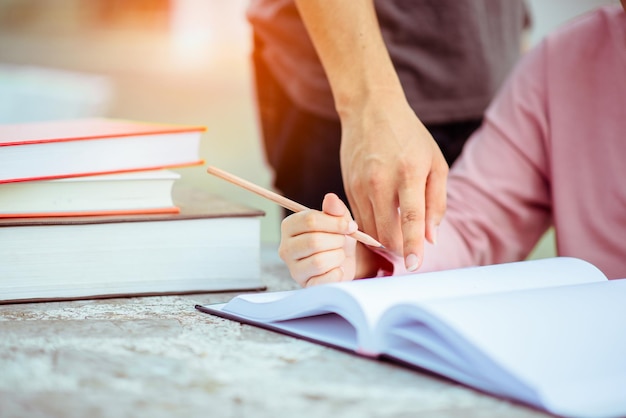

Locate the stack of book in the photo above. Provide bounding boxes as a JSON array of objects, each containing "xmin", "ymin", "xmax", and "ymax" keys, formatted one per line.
[{"xmin": 0, "ymin": 118, "xmax": 265, "ymax": 303}]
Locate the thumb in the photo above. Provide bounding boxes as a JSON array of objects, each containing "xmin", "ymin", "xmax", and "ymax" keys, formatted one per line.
[
  {"xmin": 322, "ymin": 193, "xmax": 351, "ymax": 218},
  {"xmin": 323, "ymin": 192, "xmax": 358, "ymax": 237}
]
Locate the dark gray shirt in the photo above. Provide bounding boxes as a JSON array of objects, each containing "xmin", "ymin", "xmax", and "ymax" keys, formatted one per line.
[{"xmin": 247, "ymin": 0, "xmax": 530, "ymax": 123}]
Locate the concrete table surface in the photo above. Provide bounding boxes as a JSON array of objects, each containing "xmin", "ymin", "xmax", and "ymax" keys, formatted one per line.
[{"xmin": 0, "ymin": 248, "xmax": 549, "ymax": 418}]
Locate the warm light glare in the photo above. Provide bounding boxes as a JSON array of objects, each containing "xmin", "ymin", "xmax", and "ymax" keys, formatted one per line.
[{"xmin": 169, "ymin": 0, "xmax": 215, "ymax": 67}]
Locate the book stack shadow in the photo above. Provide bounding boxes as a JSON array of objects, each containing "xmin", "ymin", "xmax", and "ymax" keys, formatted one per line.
[{"xmin": 0, "ymin": 118, "xmax": 265, "ymax": 304}]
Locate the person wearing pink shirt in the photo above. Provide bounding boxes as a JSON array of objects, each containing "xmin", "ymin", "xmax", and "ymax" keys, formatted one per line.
[{"xmin": 278, "ymin": 4, "xmax": 626, "ymax": 286}]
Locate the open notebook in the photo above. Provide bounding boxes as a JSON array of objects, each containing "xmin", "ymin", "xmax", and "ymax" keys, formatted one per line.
[{"xmin": 197, "ymin": 257, "xmax": 626, "ymax": 418}]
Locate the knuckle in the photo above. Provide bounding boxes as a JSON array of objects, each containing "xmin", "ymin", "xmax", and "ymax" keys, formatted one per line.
[
  {"xmin": 366, "ymin": 173, "xmax": 388, "ymax": 192},
  {"xmin": 277, "ymin": 244, "xmax": 288, "ymax": 261},
  {"xmin": 318, "ymin": 268, "xmax": 344, "ymax": 285},
  {"xmin": 294, "ymin": 274, "xmax": 308, "ymax": 288},
  {"xmin": 279, "ymin": 218, "xmax": 287, "ymax": 233},
  {"xmin": 440, "ymin": 162, "xmax": 450, "ymax": 176},
  {"xmin": 310, "ymin": 255, "xmax": 328, "ymax": 273},
  {"xmin": 347, "ymin": 174, "xmax": 363, "ymax": 191},
  {"xmin": 401, "ymin": 209, "xmax": 423, "ymax": 225},
  {"xmin": 302, "ymin": 212, "xmax": 319, "ymax": 231},
  {"xmin": 290, "ymin": 267, "xmax": 304, "ymax": 283},
  {"xmin": 340, "ymin": 218, "xmax": 351, "ymax": 233},
  {"xmin": 307, "ymin": 234, "xmax": 323, "ymax": 250},
  {"xmin": 433, "ymin": 158, "xmax": 450, "ymax": 176},
  {"xmin": 304, "ymin": 277, "xmax": 317, "ymax": 288},
  {"xmin": 397, "ymin": 159, "xmax": 416, "ymax": 179},
  {"xmin": 292, "ymin": 268, "xmax": 312, "ymax": 286},
  {"xmin": 330, "ymin": 267, "xmax": 344, "ymax": 282}
]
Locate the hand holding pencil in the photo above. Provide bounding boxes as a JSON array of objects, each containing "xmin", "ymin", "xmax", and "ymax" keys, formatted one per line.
[{"xmin": 206, "ymin": 166, "xmax": 382, "ymax": 248}]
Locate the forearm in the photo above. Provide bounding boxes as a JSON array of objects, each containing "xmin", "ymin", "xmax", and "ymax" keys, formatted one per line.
[
  {"xmin": 294, "ymin": 0, "xmax": 406, "ymax": 117},
  {"xmin": 295, "ymin": 0, "xmax": 447, "ymax": 270}
]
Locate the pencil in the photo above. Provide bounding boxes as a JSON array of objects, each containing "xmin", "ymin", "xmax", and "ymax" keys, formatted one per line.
[{"xmin": 206, "ymin": 165, "xmax": 383, "ymax": 248}]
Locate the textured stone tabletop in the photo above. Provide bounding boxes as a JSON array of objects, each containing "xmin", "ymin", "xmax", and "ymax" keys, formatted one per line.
[{"xmin": 0, "ymin": 248, "xmax": 549, "ymax": 418}]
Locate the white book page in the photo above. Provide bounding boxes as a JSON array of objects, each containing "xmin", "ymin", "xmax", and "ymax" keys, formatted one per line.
[
  {"xmin": 205, "ymin": 302, "xmax": 361, "ymax": 352},
  {"xmin": 221, "ymin": 257, "xmax": 605, "ymax": 352},
  {"xmin": 398, "ymin": 279, "xmax": 626, "ymax": 417},
  {"xmin": 322, "ymin": 256, "xmax": 606, "ymax": 335}
]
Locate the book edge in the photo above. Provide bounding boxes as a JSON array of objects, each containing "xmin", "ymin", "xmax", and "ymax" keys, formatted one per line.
[
  {"xmin": 0, "ymin": 188, "xmax": 265, "ymax": 226},
  {"xmin": 0, "ymin": 206, "xmax": 180, "ymax": 218},
  {"xmin": 0, "ymin": 285, "xmax": 267, "ymax": 305},
  {"xmin": 0, "ymin": 160, "xmax": 204, "ymax": 185}
]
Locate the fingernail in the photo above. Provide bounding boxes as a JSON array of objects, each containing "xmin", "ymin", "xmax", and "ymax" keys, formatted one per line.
[
  {"xmin": 347, "ymin": 220, "xmax": 358, "ymax": 233},
  {"xmin": 432, "ymin": 224, "xmax": 438, "ymax": 245},
  {"xmin": 405, "ymin": 253, "xmax": 419, "ymax": 272}
]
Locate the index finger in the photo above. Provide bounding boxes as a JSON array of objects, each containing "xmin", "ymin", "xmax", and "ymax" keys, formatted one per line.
[
  {"xmin": 281, "ymin": 209, "xmax": 356, "ymax": 239},
  {"xmin": 397, "ymin": 177, "xmax": 426, "ymax": 272}
]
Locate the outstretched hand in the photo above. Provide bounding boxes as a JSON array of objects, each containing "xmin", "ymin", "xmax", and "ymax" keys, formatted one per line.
[{"xmin": 340, "ymin": 95, "xmax": 448, "ymax": 272}]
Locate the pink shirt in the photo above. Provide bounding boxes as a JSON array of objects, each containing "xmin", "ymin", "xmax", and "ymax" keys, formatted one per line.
[{"xmin": 383, "ymin": 6, "xmax": 626, "ymax": 279}]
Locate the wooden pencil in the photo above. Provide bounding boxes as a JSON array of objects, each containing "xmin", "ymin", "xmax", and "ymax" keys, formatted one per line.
[{"xmin": 206, "ymin": 165, "xmax": 383, "ymax": 248}]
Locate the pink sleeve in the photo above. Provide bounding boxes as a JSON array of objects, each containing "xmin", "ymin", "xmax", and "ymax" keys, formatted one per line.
[{"xmin": 419, "ymin": 43, "xmax": 553, "ymax": 273}]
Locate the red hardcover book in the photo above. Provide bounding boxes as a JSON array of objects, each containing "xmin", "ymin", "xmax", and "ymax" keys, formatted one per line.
[{"xmin": 0, "ymin": 118, "xmax": 205, "ymax": 183}]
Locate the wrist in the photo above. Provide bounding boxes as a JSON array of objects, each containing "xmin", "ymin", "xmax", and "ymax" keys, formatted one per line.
[
  {"xmin": 355, "ymin": 244, "xmax": 395, "ymax": 278},
  {"xmin": 335, "ymin": 81, "xmax": 406, "ymax": 122}
]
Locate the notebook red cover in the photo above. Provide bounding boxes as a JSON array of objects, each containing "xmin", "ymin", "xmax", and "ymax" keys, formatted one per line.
[
  {"xmin": 0, "ymin": 118, "xmax": 206, "ymax": 146},
  {"xmin": 0, "ymin": 118, "xmax": 206, "ymax": 183},
  {"xmin": 0, "ymin": 207, "xmax": 181, "ymax": 218}
]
